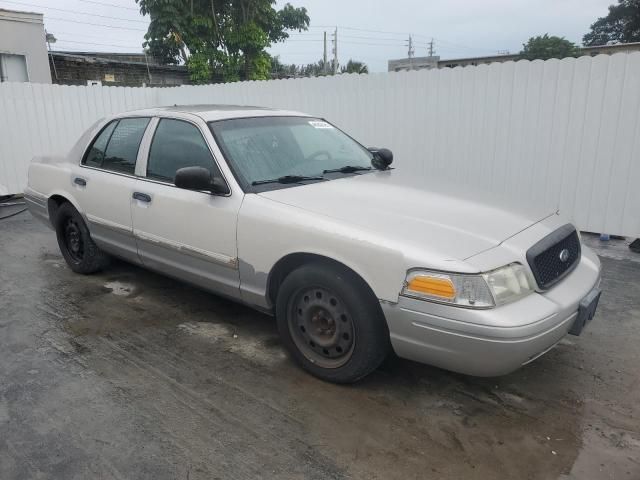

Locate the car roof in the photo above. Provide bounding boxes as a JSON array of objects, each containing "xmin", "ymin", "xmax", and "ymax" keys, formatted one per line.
[{"xmin": 117, "ymin": 104, "xmax": 311, "ymax": 122}]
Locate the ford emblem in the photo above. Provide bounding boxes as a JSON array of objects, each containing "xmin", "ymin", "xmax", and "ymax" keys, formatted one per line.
[{"xmin": 559, "ymin": 248, "xmax": 570, "ymax": 263}]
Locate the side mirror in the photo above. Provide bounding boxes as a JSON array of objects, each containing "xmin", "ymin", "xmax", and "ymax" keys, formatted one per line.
[
  {"xmin": 174, "ymin": 166, "xmax": 230, "ymax": 195},
  {"xmin": 368, "ymin": 147, "xmax": 393, "ymax": 170}
]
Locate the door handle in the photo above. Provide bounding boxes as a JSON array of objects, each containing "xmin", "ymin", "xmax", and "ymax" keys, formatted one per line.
[
  {"xmin": 132, "ymin": 192, "xmax": 152, "ymax": 203},
  {"xmin": 74, "ymin": 177, "xmax": 87, "ymax": 186}
]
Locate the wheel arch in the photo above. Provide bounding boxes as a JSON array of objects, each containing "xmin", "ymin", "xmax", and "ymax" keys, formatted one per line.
[
  {"xmin": 47, "ymin": 192, "xmax": 83, "ymax": 225},
  {"xmin": 266, "ymin": 252, "xmax": 380, "ymax": 309}
]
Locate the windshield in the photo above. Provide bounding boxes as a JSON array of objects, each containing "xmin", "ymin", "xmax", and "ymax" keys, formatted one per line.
[{"xmin": 208, "ymin": 116, "xmax": 373, "ymax": 189}]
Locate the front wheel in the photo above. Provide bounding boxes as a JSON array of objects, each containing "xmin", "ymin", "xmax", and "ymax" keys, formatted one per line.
[
  {"xmin": 276, "ymin": 263, "xmax": 390, "ymax": 383},
  {"xmin": 54, "ymin": 202, "xmax": 110, "ymax": 274}
]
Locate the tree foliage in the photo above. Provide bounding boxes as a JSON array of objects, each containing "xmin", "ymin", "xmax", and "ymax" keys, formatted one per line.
[
  {"xmin": 136, "ymin": 0, "xmax": 309, "ymax": 83},
  {"xmin": 341, "ymin": 59, "xmax": 368, "ymax": 74},
  {"xmin": 583, "ymin": 0, "xmax": 640, "ymax": 46},
  {"xmin": 270, "ymin": 57, "xmax": 369, "ymax": 78},
  {"xmin": 520, "ymin": 34, "xmax": 580, "ymax": 60}
]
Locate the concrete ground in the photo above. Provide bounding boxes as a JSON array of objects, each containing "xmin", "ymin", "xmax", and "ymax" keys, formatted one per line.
[{"xmin": 1, "ymin": 212, "xmax": 639, "ymax": 480}]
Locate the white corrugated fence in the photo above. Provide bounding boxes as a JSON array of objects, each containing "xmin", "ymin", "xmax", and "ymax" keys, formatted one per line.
[{"xmin": 1, "ymin": 53, "xmax": 639, "ymax": 237}]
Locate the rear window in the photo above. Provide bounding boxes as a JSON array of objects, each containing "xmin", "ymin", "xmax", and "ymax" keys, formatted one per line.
[{"xmin": 83, "ymin": 118, "xmax": 150, "ymax": 174}]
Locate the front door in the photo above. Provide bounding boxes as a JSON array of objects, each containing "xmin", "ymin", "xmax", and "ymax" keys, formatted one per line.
[{"xmin": 131, "ymin": 117, "xmax": 242, "ymax": 299}]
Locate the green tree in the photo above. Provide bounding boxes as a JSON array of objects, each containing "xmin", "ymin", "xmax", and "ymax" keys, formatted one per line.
[
  {"xmin": 520, "ymin": 34, "xmax": 580, "ymax": 60},
  {"xmin": 270, "ymin": 55, "xmax": 299, "ymax": 78},
  {"xmin": 136, "ymin": 0, "xmax": 309, "ymax": 83},
  {"xmin": 301, "ymin": 59, "xmax": 329, "ymax": 76},
  {"xmin": 583, "ymin": 0, "xmax": 640, "ymax": 46},
  {"xmin": 270, "ymin": 57, "xmax": 369, "ymax": 79},
  {"xmin": 341, "ymin": 59, "xmax": 368, "ymax": 74}
]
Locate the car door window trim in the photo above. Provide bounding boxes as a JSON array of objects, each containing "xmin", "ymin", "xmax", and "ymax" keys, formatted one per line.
[{"xmin": 79, "ymin": 164, "xmax": 139, "ymax": 180}]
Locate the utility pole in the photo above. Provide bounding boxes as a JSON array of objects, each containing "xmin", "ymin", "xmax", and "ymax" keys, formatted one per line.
[
  {"xmin": 323, "ymin": 31, "xmax": 328, "ymax": 74},
  {"xmin": 332, "ymin": 27, "xmax": 338, "ymax": 74},
  {"xmin": 407, "ymin": 35, "xmax": 415, "ymax": 70},
  {"xmin": 45, "ymin": 30, "xmax": 58, "ymax": 81},
  {"xmin": 144, "ymin": 51, "xmax": 152, "ymax": 86},
  {"xmin": 428, "ymin": 38, "xmax": 435, "ymax": 57}
]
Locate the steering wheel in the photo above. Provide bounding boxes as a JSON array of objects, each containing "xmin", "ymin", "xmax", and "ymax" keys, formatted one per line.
[{"xmin": 305, "ymin": 150, "xmax": 333, "ymax": 161}]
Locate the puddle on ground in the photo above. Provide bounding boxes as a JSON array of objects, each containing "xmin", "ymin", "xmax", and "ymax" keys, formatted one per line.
[
  {"xmin": 103, "ymin": 281, "xmax": 137, "ymax": 297},
  {"xmin": 43, "ymin": 258, "xmax": 64, "ymax": 268}
]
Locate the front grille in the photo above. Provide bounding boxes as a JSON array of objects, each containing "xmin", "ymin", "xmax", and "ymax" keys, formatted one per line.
[{"xmin": 526, "ymin": 224, "xmax": 581, "ymax": 290}]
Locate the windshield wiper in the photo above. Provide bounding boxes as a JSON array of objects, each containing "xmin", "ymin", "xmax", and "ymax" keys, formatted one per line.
[
  {"xmin": 251, "ymin": 175, "xmax": 326, "ymax": 186},
  {"xmin": 323, "ymin": 165, "xmax": 372, "ymax": 174}
]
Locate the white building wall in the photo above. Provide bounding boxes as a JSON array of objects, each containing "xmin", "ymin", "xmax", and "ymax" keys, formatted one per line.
[
  {"xmin": 1, "ymin": 53, "xmax": 639, "ymax": 238},
  {"xmin": 0, "ymin": 9, "xmax": 52, "ymax": 84}
]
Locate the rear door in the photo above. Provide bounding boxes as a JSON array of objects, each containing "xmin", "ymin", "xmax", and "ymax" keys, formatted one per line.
[
  {"xmin": 72, "ymin": 117, "xmax": 151, "ymax": 263},
  {"xmin": 131, "ymin": 116, "xmax": 242, "ymax": 298}
]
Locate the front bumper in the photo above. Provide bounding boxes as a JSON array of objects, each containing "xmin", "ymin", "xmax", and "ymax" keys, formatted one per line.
[{"xmin": 382, "ymin": 247, "xmax": 602, "ymax": 377}]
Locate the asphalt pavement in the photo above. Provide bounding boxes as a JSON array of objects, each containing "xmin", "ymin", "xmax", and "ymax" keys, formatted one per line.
[{"xmin": 1, "ymin": 212, "xmax": 639, "ymax": 480}]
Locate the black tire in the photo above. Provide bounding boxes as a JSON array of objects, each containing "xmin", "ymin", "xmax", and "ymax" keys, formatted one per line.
[
  {"xmin": 54, "ymin": 202, "xmax": 110, "ymax": 274},
  {"xmin": 276, "ymin": 262, "xmax": 390, "ymax": 383}
]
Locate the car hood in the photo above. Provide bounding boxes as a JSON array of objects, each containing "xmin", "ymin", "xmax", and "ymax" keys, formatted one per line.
[{"xmin": 257, "ymin": 171, "xmax": 556, "ymax": 261}]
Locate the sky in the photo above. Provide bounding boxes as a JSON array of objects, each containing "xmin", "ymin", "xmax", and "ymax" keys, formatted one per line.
[{"xmin": 0, "ymin": 0, "xmax": 616, "ymax": 72}]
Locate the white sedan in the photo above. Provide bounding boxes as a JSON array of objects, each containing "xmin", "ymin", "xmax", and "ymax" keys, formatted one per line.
[{"xmin": 25, "ymin": 105, "xmax": 602, "ymax": 383}]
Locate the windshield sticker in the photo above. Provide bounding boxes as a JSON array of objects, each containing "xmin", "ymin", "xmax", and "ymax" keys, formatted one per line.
[{"xmin": 308, "ymin": 120, "xmax": 334, "ymax": 129}]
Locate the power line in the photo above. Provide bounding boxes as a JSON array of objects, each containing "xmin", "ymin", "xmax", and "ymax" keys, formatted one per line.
[
  {"xmin": 0, "ymin": 0, "xmax": 148, "ymax": 23},
  {"xmin": 286, "ymin": 39, "xmax": 407, "ymax": 48},
  {"xmin": 53, "ymin": 39, "xmax": 143, "ymax": 49},
  {"xmin": 288, "ymin": 32, "xmax": 407, "ymax": 43},
  {"xmin": 7, "ymin": 3, "xmax": 494, "ymax": 58},
  {"xmin": 51, "ymin": 30, "xmax": 142, "ymax": 42},
  {"xmin": 0, "ymin": 0, "xmax": 493, "ymax": 55},
  {"xmin": 76, "ymin": 0, "xmax": 140, "ymax": 11},
  {"xmin": 43, "ymin": 16, "xmax": 147, "ymax": 32},
  {"xmin": 430, "ymin": 37, "xmax": 490, "ymax": 53},
  {"xmin": 4, "ymin": 1, "xmax": 490, "ymax": 55},
  {"xmin": 340, "ymin": 34, "xmax": 405, "ymax": 43},
  {"xmin": 311, "ymin": 24, "xmax": 425, "ymax": 38},
  {"xmin": 308, "ymin": 25, "xmax": 491, "ymax": 53},
  {"xmin": 340, "ymin": 40, "xmax": 405, "ymax": 47}
]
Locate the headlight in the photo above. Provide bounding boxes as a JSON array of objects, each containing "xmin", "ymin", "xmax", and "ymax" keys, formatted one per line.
[
  {"xmin": 402, "ymin": 263, "xmax": 533, "ymax": 308},
  {"xmin": 482, "ymin": 263, "xmax": 534, "ymax": 306}
]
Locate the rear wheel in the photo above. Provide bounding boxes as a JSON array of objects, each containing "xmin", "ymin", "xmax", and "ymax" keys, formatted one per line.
[
  {"xmin": 55, "ymin": 202, "xmax": 110, "ymax": 274},
  {"xmin": 276, "ymin": 263, "xmax": 390, "ymax": 383}
]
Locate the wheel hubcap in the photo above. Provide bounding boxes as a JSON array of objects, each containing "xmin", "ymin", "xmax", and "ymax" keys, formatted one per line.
[
  {"xmin": 64, "ymin": 218, "xmax": 84, "ymax": 262},
  {"xmin": 289, "ymin": 287, "xmax": 355, "ymax": 368}
]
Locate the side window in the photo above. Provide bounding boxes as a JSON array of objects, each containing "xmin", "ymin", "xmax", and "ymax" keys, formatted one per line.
[
  {"xmin": 101, "ymin": 118, "xmax": 150, "ymax": 174},
  {"xmin": 147, "ymin": 119, "xmax": 220, "ymax": 182},
  {"xmin": 83, "ymin": 121, "xmax": 117, "ymax": 168}
]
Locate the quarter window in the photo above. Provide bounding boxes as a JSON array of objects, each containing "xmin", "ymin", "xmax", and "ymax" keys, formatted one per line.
[
  {"xmin": 84, "ymin": 121, "xmax": 117, "ymax": 168},
  {"xmin": 147, "ymin": 119, "xmax": 219, "ymax": 182}
]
